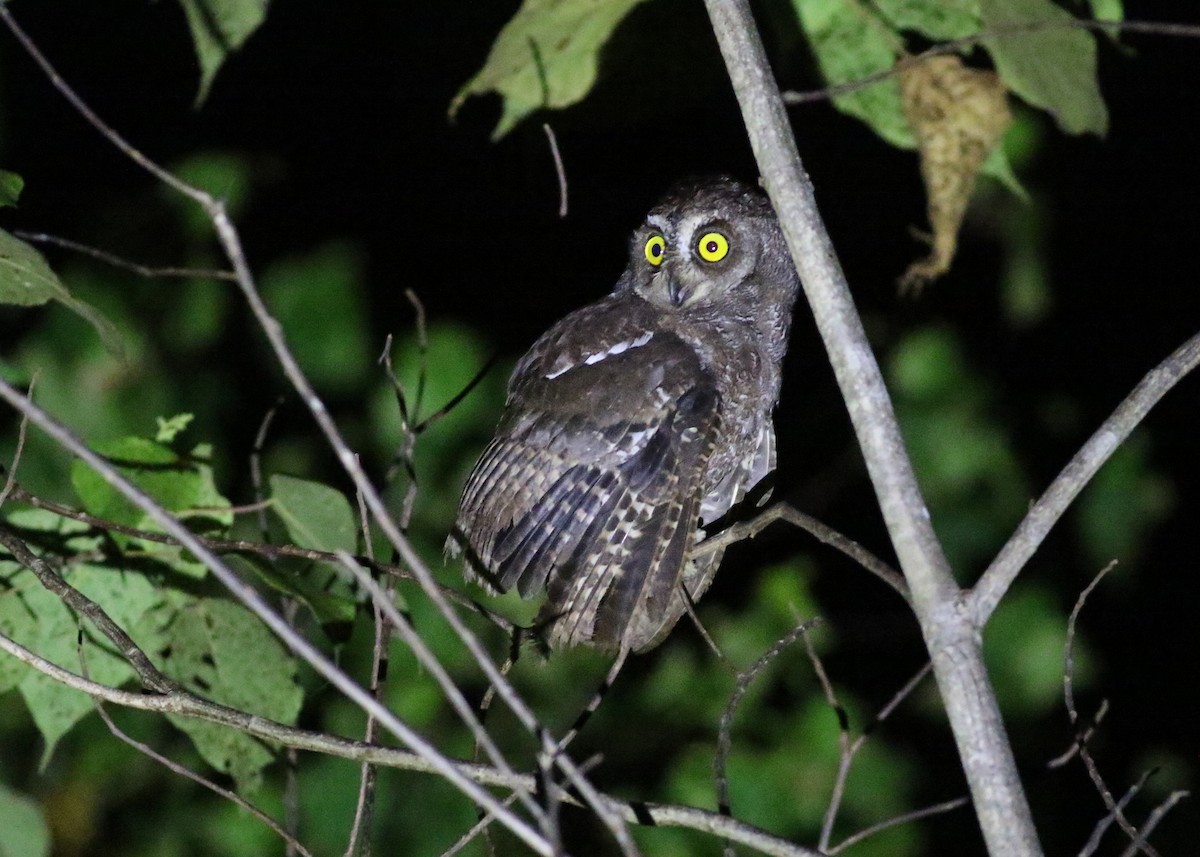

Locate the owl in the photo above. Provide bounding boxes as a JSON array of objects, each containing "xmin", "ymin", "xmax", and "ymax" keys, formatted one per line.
[{"xmin": 449, "ymin": 176, "xmax": 800, "ymax": 653}]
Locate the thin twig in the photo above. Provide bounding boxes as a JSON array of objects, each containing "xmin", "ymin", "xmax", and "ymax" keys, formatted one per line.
[
  {"xmin": 1047, "ymin": 699, "xmax": 1108, "ymax": 769},
  {"xmin": 1079, "ymin": 771, "xmax": 1153, "ymax": 857},
  {"xmin": 828, "ymin": 797, "xmax": 969, "ymax": 855},
  {"xmin": 541, "ymin": 123, "xmax": 569, "ymax": 218},
  {"xmin": 695, "ymin": 502, "xmax": 908, "ymax": 602},
  {"xmin": 716, "ymin": 618, "xmax": 820, "ymax": 833},
  {"xmin": 1117, "ymin": 792, "xmax": 1189, "ymax": 857},
  {"xmin": 345, "ymin": 468, "xmax": 384, "ymax": 857},
  {"xmin": 1062, "ymin": 562, "xmax": 1158, "ymax": 857},
  {"xmin": 13, "ymin": 231, "xmax": 237, "ymax": 280}
]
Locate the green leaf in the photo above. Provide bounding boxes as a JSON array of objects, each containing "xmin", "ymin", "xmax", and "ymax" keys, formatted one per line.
[
  {"xmin": 1075, "ymin": 435, "xmax": 1172, "ymax": 567},
  {"xmin": 259, "ymin": 242, "xmax": 370, "ymax": 391},
  {"xmin": 155, "ymin": 413, "xmax": 195, "ymax": 444},
  {"xmin": 984, "ymin": 587, "xmax": 1089, "ymax": 714},
  {"xmin": 7, "ymin": 564, "xmax": 165, "ymax": 765},
  {"xmin": 70, "ymin": 437, "xmax": 232, "ymax": 577},
  {"xmin": 176, "ymin": 0, "xmax": 270, "ymax": 105},
  {"xmin": 873, "ymin": 0, "xmax": 981, "ymax": 41},
  {"xmin": 225, "ymin": 553, "xmax": 357, "ymax": 632},
  {"xmin": 159, "ymin": 595, "xmax": 304, "ymax": 792},
  {"xmin": 791, "ymin": 0, "xmax": 913, "ymax": 149},
  {"xmin": 269, "ymin": 474, "xmax": 357, "ymax": 554},
  {"xmin": 71, "ymin": 437, "xmax": 232, "ymax": 527},
  {"xmin": 0, "ymin": 229, "xmax": 124, "ymax": 357},
  {"xmin": 0, "ymin": 783, "xmax": 50, "ymax": 857},
  {"xmin": 0, "ymin": 171, "xmax": 24, "ymax": 208},
  {"xmin": 979, "ymin": 0, "xmax": 1107, "ymax": 136},
  {"xmin": 451, "ymin": 0, "xmax": 647, "ymax": 139},
  {"xmin": 1088, "ymin": 0, "xmax": 1123, "ymax": 23}
]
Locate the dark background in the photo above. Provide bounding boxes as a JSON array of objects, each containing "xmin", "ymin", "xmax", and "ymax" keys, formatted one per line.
[{"xmin": 1, "ymin": 1, "xmax": 1199, "ymax": 855}]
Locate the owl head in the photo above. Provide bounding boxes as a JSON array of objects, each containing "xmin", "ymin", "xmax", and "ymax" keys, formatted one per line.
[{"xmin": 617, "ymin": 176, "xmax": 798, "ymax": 315}]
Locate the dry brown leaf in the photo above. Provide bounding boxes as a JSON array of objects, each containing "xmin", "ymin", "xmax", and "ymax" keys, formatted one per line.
[{"xmin": 898, "ymin": 54, "xmax": 1012, "ymax": 294}]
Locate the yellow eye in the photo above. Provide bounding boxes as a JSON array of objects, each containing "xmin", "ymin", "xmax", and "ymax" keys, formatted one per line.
[
  {"xmin": 697, "ymin": 232, "xmax": 729, "ymax": 263},
  {"xmin": 644, "ymin": 234, "xmax": 665, "ymax": 266}
]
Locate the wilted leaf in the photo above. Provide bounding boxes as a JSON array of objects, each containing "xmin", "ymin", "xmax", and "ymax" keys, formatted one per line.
[
  {"xmin": 176, "ymin": 0, "xmax": 270, "ymax": 105},
  {"xmin": 451, "ymin": 0, "xmax": 646, "ymax": 139},
  {"xmin": 0, "ymin": 229, "xmax": 123, "ymax": 357},
  {"xmin": 898, "ymin": 54, "xmax": 1012, "ymax": 292}
]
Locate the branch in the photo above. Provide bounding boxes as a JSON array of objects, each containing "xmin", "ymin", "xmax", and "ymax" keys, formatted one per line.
[
  {"xmin": 0, "ymin": 625, "xmax": 820, "ymax": 857},
  {"xmin": 0, "ymin": 376, "xmax": 551, "ymax": 856},
  {"xmin": 700, "ymin": 1, "xmax": 1041, "ymax": 853},
  {"xmin": 971, "ymin": 330, "xmax": 1200, "ymax": 622},
  {"xmin": 695, "ymin": 502, "xmax": 908, "ymax": 602}
]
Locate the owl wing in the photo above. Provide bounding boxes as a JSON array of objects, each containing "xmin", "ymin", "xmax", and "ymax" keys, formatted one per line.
[{"xmin": 452, "ymin": 296, "xmax": 721, "ymax": 650}]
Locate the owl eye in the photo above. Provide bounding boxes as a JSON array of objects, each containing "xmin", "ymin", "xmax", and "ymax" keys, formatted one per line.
[
  {"xmin": 697, "ymin": 232, "xmax": 730, "ymax": 263},
  {"xmin": 644, "ymin": 234, "xmax": 666, "ymax": 266}
]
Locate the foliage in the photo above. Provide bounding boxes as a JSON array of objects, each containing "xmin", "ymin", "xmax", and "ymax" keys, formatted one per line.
[{"xmin": 0, "ymin": 1, "xmax": 1194, "ymax": 856}]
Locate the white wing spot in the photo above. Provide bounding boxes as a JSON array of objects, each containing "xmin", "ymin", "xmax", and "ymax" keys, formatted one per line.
[{"xmin": 546, "ymin": 331, "xmax": 655, "ymax": 378}]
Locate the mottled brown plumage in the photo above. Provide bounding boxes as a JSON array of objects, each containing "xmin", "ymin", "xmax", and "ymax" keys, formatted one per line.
[{"xmin": 449, "ymin": 177, "xmax": 800, "ymax": 652}]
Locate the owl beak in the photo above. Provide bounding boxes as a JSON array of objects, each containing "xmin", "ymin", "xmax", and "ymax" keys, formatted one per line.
[{"xmin": 666, "ymin": 275, "xmax": 690, "ymax": 306}]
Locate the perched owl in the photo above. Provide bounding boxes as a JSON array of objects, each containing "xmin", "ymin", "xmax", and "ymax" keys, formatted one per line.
[{"xmin": 449, "ymin": 177, "xmax": 800, "ymax": 652}]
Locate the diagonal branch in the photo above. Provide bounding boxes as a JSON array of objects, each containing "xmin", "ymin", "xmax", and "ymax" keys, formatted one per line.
[{"xmin": 971, "ymin": 330, "xmax": 1200, "ymax": 623}]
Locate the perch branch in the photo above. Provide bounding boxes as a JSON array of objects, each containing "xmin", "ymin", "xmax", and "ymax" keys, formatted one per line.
[
  {"xmin": 695, "ymin": 502, "xmax": 908, "ymax": 602},
  {"xmin": 701, "ymin": 0, "xmax": 1040, "ymax": 853}
]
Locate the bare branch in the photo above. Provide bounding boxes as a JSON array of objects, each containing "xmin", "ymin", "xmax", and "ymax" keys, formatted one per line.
[
  {"xmin": 1117, "ymin": 792, "xmax": 1189, "ymax": 857},
  {"xmin": 972, "ymin": 331, "xmax": 1200, "ymax": 622},
  {"xmin": 828, "ymin": 797, "xmax": 969, "ymax": 855},
  {"xmin": 695, "ymin": 502, "xmax": 908, "ymax": 602},
  {"xmin": 1079, "ymin": 771, "xmax": 1152, "ymax": 857},
  {"xmin": 700, "ymin": 1, "xmax": 1039, "ymax": 852},
  {"xmin": 1061, "ymin": 562, "xmax": 1158, "ymax": 857}
]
